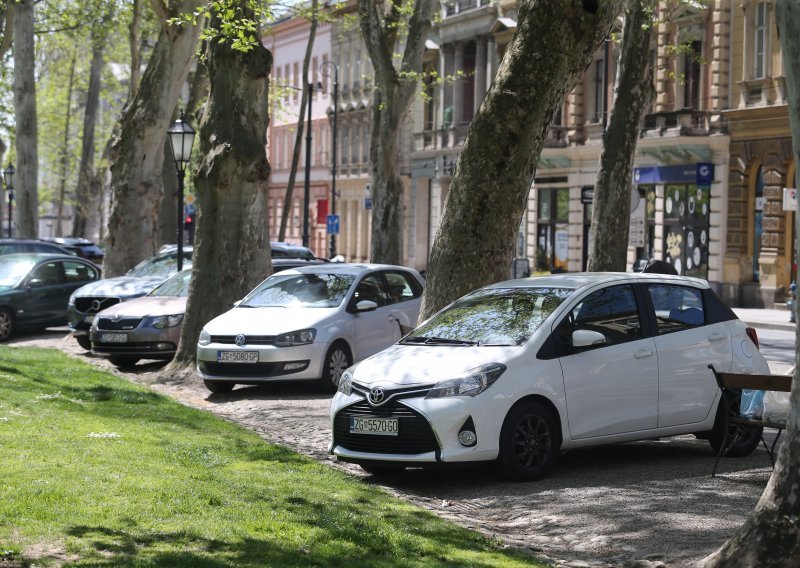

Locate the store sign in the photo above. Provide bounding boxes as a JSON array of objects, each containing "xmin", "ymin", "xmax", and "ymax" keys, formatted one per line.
[
  {"xmin": 580, "ymin": 187, "xmax": 594, "ymax": 204},
  {"xmin": 633, "ymin": 163, "xmax": 715, "ymax": 186},
  {"xmin": 783, "ymin": 187, "xmax": 797, "ymax": 211}
]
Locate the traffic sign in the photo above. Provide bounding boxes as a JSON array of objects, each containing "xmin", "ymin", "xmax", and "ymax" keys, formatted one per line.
[{"xmin": 326, "ymin": 214, "xmax": 340, "ymax": 235}]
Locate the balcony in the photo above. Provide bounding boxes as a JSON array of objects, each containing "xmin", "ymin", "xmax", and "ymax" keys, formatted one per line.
[
  {"xmin": 443, "ymin": 0, "xmax": 483, "ymax": 17},
  {"xmin": 640, "ymin": 109, "xmax": 726, "ymax": 138}
]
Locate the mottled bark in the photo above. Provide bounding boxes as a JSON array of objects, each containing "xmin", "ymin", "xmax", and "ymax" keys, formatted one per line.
[
  {"xmin": 55, "ymin": 50, "xmax": 78, "ymax": 238},
  {"xmin": 278, "ymin": 0, "xmax": 318, "ymax": 243},
  {"xmin": 420, "ymin": 0, "xmax": 624, "ymax": 319},
  {"xmin": 0, "ymin": 0, "xmax": 14, "ymax": 60},
  {"xmin": 586, "ymin": 0, "xmax": 655, "ymax": 272},
  {"xmin": 703, "ymin": 3, "xmax": 800, "ymax": 564},
  {"xmin": 72, "ymin": 39, "xmax": 106, "ymax": 238},
  {"xmin": 358, "ymin": 0, "xmax": 435, "ymax": 265},
  {"xmin": 12, "ymin": 0, "xmax": 38, "ymax": 238},
  {"xmin": 104, "ymin": 0, "xmax": 204, "ymax": 277},
  {"xmin": 168, "ymin": 3, "xmax": 272, "ymax": 369}
]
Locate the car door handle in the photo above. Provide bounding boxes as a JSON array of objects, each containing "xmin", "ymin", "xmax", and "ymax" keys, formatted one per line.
[
  {"xmin": 634, "ymin": 349, "xmax": 654, "ymax": 359},
  {"xmin": 708, "ymin": 333, "xmax": 727, "ymax": 342}
]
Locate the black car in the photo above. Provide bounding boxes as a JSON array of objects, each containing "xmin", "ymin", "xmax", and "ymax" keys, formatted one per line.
[
  {"xmin": 0, "ymin": 253, "xmax": 101, "ymax": 341},
  {"xmin": 0, "ymin": 238, "xmax": 75, "ymax": 257},
  {"xmin": 41, "ymin": 237, "xmax": 105, "ymax": 265}
]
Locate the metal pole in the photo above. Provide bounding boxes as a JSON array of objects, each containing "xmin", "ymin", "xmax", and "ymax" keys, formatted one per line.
[
  {"xmin": 330, "ymin": 70, "xmax": 338, "ymax": 259},
  {"xmin": 7, "ymin": 191, "xmax": 12, "ymax": 238},
  {"xmin": 176, "ymin": 170, "xmax": 185, "ymax": 271},
  {"xmin": 303, "ymin": 83, "xmax": 312, "ymax": 248}
]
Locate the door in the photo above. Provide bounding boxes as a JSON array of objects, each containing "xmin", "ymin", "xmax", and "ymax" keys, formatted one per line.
[
  {"xmin": 557, "ymin": 284, "xmax": 659, "ymax": 439},
  {"xmin": 21, "ymin": 261, "xmax": 68, "ymax": 326},
  {"xmin": 645, "ymin": 283, "xmax": 728, "ymax": 427},
  {"xmin": 349, "ymin": 273, "xmax": 402, "ymax": 360}
]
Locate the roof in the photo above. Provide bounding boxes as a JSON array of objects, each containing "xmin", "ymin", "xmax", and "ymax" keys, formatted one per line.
[
  {"xmin": 487, "ymin": 272, "xmax": 710, "ymax": 291},
  {"xmin": 277, "ymin": 263, "xmax": 422, "ymax": 277},
  {"xmin": 0, "ymin": 252, "xmax": 93, "ymax": 264}
]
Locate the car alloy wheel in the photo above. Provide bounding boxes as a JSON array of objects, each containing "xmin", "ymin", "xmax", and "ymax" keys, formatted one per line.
[
  {"xmin": 320, "ymin": 342, "xmax": 351, "ymax": 393},
  {"xmin": 0, "ymin": 308, "xmax": 14, "ymax": 342},
  {"xmin": 497, "ymin": 400, "xmax": 560, "ymax": 481}
]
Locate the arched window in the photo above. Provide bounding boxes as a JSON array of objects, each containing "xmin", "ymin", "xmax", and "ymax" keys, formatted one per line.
[{"xmin": 753, "ymin": 165, "xmax": 765, "ymax": 282}]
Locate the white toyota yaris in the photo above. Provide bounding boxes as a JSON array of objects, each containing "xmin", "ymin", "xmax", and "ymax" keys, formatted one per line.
[{"xmin": 330, "ymin": 272, "xmax": 770, "ymax": 481}]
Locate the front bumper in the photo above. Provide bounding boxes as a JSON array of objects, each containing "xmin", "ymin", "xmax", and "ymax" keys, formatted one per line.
[
  {"xmin": 196, "ymin": 341, "xmax": 327, "ymax": 382},
  {"xmin": 90, "ymin": 325, "xmax": 181, "ymax": 360}
]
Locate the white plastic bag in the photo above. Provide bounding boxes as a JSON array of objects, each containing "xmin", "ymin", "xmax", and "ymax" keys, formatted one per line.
[{"xmin": 762, "ymin": 390, "xmax": 791, "ymax": 425}]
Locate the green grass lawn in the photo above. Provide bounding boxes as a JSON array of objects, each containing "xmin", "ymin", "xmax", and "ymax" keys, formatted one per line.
[{"xmin": 0, "ymin": 346, "xmax": 545, "ymax": 567}]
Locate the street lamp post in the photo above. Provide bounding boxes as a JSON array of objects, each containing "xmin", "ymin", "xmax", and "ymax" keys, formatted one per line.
[
  {"xmin": 320, "ymin": 61, "xmax": 339, "ymax": 259},
  {"xmin": 3, "ymin": 164, "xmax": 15, "ymax": 238},
  {"xmin": 303, "ymin": 83, "xmax": 313, "ymax": 248},
  {"xmin": 167, "ymin": 111, "xmax": 196, "ymax": 272}
]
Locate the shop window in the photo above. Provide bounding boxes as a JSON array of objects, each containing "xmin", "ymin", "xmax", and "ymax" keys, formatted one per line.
[
  {"xmin": 537, "ymin": 188, "xmax": 569, "ymax": 273},
  {"xmin": 663, "ymin": 184, "xmax": 710, "ymax": 277}
]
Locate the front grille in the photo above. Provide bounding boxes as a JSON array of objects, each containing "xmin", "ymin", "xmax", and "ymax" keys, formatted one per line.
[
  {"xmin": 210, "ymin": 335, "xmax": 276, "ymax": 345},
  {"xmin": 75, "ymin": 296, "xmax": 121, "ymax": 314},
  {"xmin": 199, "ymin": 361, "xmax": 303, "ymax": 378},
  {"xmin": 333, "ymin": 399, "xmax": 440, "ymax": 455},
  {"xmin": 97, "ymin": 317, "xmax": 143, "ymax": 330}
]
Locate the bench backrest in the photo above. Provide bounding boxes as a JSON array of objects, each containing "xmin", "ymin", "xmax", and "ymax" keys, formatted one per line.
[{"xmin": 708, "ymin": 365, "xmax": 792, "ymax": 392}]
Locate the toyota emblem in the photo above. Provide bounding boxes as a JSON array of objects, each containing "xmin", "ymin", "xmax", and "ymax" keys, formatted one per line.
[
  {"xmin": 235, "ymin": 334, "xmax": 246, "ymax": 346},
  {"xmin": 368, "ymin": 386, "xmax": 386, "ymax": 405}
]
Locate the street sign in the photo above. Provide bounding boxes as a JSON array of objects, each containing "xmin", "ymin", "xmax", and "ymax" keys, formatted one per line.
[
  {"xmin": 364, "ymin": 197, "xmax": 372, "ymax": 210},
  {"xmin": 783, "ymin": 187, "xmax": 797, "ymax": 211},
  {"xmin": 326, "ymin": 214, "xmax": 340, "ymax": 235}
]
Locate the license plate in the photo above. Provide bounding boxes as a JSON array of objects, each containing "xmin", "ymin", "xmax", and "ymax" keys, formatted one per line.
[
  {"xmin": 84, "ymin": 314, "xmax": 95, "ymax": 323},
  {"xmin": 100, "ymin": 333, "xmax": 127, "ymax": 343},
  {"xmin": 217, "ymin": 351, "xmax": 258, "ymax": 363},
  {"xmin": 349, "ymin": 416, "xmax": 399, "ymax": 436}
]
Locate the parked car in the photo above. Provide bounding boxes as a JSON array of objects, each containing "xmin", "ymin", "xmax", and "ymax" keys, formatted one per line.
[
  {"xmin": 89, "ymin": 258, "xmax": 328, "ymax": 368},
  {"xmin": 197, "ymin": 263, "xmax": 425, "ymax": 394},
  {"xmin": 68, "ymin": 247, "xmax": 193, "ymax": 350},
  {"xmin": 270, "ymin": 241, "xmax": 318, "ymax": 260},
  {"xmin": 0, "ymin": 238, "xmax": 75, "ymax": 257},
  {"xmin": 330, "ymin": 272, "xmax": 770, "ymax": 480},
  {"xmin": 0, "ymin": 253, "xmax": 101, "ymax": 341},
  {"xmin": 41, "ymin": 237, "xmax": 105, "ymax": 265}
]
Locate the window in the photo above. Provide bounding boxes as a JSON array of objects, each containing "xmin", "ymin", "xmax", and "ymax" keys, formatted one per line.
[
  {"xmin": 683, "ymin": 41, "xmax": 702, "ymax": 109},
  {"xmin": 593, "ymin": 59, "xmax": 604, "ymax": 123},
  {"xmin": 64, "ymin": 261, "xmax": 98, "ymax": 283},
  {"xmin": 647, "ymin": 284, "xmax": 704, "ymax": 333},
  {"xmin": 341, "ymin": 126, "xmax": 350, "ymax": 165},
  {"xmin": 753, "ymin": 166, "xmax": 765, "ymax": 282},
  {"xmin": 351, "ymin": 125, "xmax": 359, "ymax": 164},
  {"xmin": 384, "ymin": 271, "xmax": 423, "ymax": 304},
  {"xmin": 30, "ymin": 262, "xmax": 62, "ymax": 287},
  {"xmin": 354, "ymin": 50, "xmax": 361, "ymax": 88},
  {"xmin": 568, "ymin": 285, "xmax": 642, "ymax": 345},
  {"xmin": 536, "ymin": 188, "xmax": 570, "ymax": 272},
  {"xmin": 754, "ymin": 2, "xmax": 767, "ymax": 79},
  {"xmin": 353, "ymin": 274, "xmax": 389, "ymax": 307}
]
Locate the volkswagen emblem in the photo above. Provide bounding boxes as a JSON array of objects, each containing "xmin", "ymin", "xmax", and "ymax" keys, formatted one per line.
[
  {"xmin": 234, "ymin": 334, "xmax": 246, "ymax": 346},
  {"xmin": 368, "ymin": 386, "xmax": 386, "ymax": 405}
]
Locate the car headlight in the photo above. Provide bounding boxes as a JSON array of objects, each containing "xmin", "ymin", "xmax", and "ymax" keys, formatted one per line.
[
  {"xmin": 148, "ymin": 314, "xmax": 184, "ymax": 329},
  {"xmin": 425, "ymin": 363, "xmax": 506, "ymax": 399},
  {"xmin": 337, "ymin": 368, "xmax": 354, "ymax": 396},
  {"xmin": 68, "ymin": 294, "xmax": 76, "ymax": 306},
  {"xmin": 274, "ymin": 328, "xmax": 316, "ymax": 347},
  {"xmin": 198, "ymin": 329, "xmax": 211, "ymax": 346}
]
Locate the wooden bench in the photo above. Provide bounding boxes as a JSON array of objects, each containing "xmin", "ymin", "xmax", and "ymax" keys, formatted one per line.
[{"xmin": 707, "ymin": 365, "xmax": 793, "ymax": 477}]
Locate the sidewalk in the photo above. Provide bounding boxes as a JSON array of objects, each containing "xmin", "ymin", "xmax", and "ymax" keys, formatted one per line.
[{"xmin": 732, "ymin": 307, "xmax": 796, "ymax": 333}]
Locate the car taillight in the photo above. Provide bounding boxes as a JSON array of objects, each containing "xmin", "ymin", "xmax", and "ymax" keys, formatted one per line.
[{"xmin": 745, "ymin": 327, "xmax": 760, "ymax": 350}]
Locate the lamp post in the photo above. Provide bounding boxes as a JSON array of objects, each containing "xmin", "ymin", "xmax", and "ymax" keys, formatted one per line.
[
  {"xmin": 3, "ymin": 164, "xmax": 14, "ymax": 238},
  {"xmin": 320, "ymin": 61, "xmax": 339, "ymax": 259},
  {"xmin": 167, "ymin": 111, "xmax": 196, "ymax": 271}
]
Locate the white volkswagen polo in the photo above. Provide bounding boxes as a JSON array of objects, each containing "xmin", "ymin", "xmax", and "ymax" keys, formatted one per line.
[
  {"xmin": 330, "ymin": 272, "xmax": 770, "ymax": 481},
  {"xmin": 197, "ymin": 264, "xmax": 425, "ymax": 393}
]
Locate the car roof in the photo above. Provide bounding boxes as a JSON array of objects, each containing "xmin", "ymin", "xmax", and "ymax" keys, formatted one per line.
[
  {"xmin": 273, "ymin": 262, "xmax": 421, "ymax": 277},
  {"xmin": 487, "ymin": 271, "xmax": 710, "ymax": 291},
  {"xmin": 0, "ymin": 252, "xmax": 97, "ymax": 264}
]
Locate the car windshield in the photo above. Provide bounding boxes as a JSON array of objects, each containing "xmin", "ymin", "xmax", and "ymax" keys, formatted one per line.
[
  {"xmin": 127, "ymin": 254, "xmax": 182, "ymax": 278},
  {"xmin": 403, "ymin": 287, "xmax": 574, "ymax": 346},
  {"xmin": 271, "ymin": 246, "xmax": 316, "ymax": 260},
  {"xmin": 149, "ymin": 270, "xmax": 191, "ymax": 297},
  {"xmin": 240, "ymin": 273, "xmax": 356, "ymax": 308},
  {"xmin": 0, "ymin": 258, "xmax": 36, "ymax": 288}
]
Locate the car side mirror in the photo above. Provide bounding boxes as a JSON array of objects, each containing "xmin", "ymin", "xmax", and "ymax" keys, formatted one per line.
[
  {"xmin": 572, "ymin": 329, "xmax": 607, "ymax": 348},
  {"xmin": 355, "ymin": 299, "xmax": 378, "ymax": 312},
  {"xmin": 27, "ymin": 278, "xmax": 45, "ymax": 289}
]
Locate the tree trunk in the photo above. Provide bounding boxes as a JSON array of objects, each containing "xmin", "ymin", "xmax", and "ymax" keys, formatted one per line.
[
  {"xmin": 104, "ymin": 0, "xmax": 204, "ymax": 277},
  {"xmin": 12, "ymin": 0, "xmax": 38, "ymax": 239},
  {"xmin": 358, "ymin": 0, "xmax": 435, "ymax": 265},
  {"xmin": 419, "ymin": 0, "xmax": 623, "ymax": 320},
  {"xmin": 703, "ymin": 3, "xmax": 800, "ymax": 563},
  {"xmin": 128, "ymin": 0, "xmax": 143, "ymax": 102},
  {"xmin": 586, "ymin": 0, "xmax": 656, "ymax": 272},
  {"xmin": 72, "ymin": 39, "xmax": 105, "ymax": 238},
  {"xmin": 0, "ymin": 136, "xmax": 5, "ymax": 234},
  {"xmin": 0, "ymin": 0, "xmax": 14, "ymax": 60},
  {"xmin": 278, "ymin": 0, "xmax": 318, "ymax": 243},
  {"xmin": 168, "ymin": 3, "xmax": 272, "ymax": 371},
  {"xmin": 55, "ymin": 49, "xmax": 77, "ymax": 238}
]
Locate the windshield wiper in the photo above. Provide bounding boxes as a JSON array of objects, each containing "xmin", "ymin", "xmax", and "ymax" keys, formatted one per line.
[{"xmin": 403, "ymin": 336, "xmax": 478, "ymax": 346}]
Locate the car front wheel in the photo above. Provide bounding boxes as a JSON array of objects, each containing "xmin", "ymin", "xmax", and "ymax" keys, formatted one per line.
[
  {"xmin": 496, "ymin": 400, "xmax": 561, "ymax": 482},
  {"xmin": 0, "ymin": 308, "xmax": 15, "ymax": 342},
  {"xmin": 319, "ymin": 342, "xmax": 352, "ymax": 393}
]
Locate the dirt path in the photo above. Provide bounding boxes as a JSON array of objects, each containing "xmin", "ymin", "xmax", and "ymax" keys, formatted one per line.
[{"xmin": 10, "ymin": 328, "xmax": 785, "ymax": 568}]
